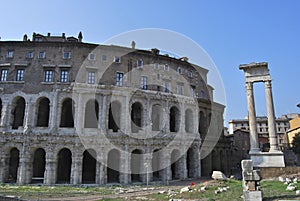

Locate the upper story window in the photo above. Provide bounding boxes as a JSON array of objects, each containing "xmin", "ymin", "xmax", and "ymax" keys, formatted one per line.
[
  {"xmin": 154, "ymin": 63, "xmax": 159, "ymax": 70},
  {"xmin": 26, "ymin": 51, "xmax": 34, "ymax": 59},
  {"xmin": 60, "ymin": 70, "xmax": 69, "ymax": 83},
  {"xmin": 1, "ymin": 69, "xmax": 8, "ymax": 81},
  {"xmin": 102, "ymin": 55, "xmax": 107, "ymax": 62},
  {"xmin": 164, "ymin": 82, "xmax": 170, "ymax": 93},
  {"xmin": 190, "ymin": 85, "xmax": 196, "ymax": 98},
  {"xmin": 116, "ymin": 72, "xmax": 123, "ymax": 86},
  {"xmin": 200, "ymin": 90, "xmax": 205, "ymax": 98},
  {"xmin": 140, "ymin": 76, "xmax": 147, "ymax": 90},
  {"xmin": 88, "ymin": 53, "xmax": 95, "ymax": 60},
  {"xmin": 177, "ymin": 83, "xmax": 184, "ymax": 95},
  {"xmin": 63, "ymin": 51, "xmax": 71, "ymax": 59},
  {"xmin": 16, "ymin": 69, "xmax": 25, "ymax": 81},
  {"xmin": 177, "ymin": 67, "xmax": 183, "ymax": 74},
  {"xmin": 137, "ymin": 59, "xmax": 143, "ymax": 68},
  {"xmin": 7, "ymin": 51, "xmax": 14, "ymax": 58},
  {"xmin": 44, "ymin": 70, "xmax": 54, "ymax": 82},
  {"xmin": 114, "ymin": 56, "xmax": 121, "ymax": 63},
  {"xmin": 164, "ymin": 64, "xmax": 169, "ymax": 71},
  {"xmin": 87, "ymin": 71, "xmax": 96, "ymax": 84},
  {"xmin": 38, "ymin": 51, "xmax": 46, "ymax": 59},
  {"xmin": 188, "ymin": 70, "xmax": 193, "ymax": 78}
]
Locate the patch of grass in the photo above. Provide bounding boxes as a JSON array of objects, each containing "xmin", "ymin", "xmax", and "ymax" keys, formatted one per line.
[{"xmin": 261, "ymin": 180, "xmax": 300, "ymax": 200}]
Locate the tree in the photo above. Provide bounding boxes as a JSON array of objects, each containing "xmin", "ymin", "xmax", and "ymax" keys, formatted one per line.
[{"xmin": 292, "ymin": 133, "xmax": 300, "ymax": 154}]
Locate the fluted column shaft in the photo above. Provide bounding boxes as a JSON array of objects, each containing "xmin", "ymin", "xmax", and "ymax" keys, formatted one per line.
[
  {"xmin": 246, "ymin": 82, "xmax": 260, "ymax": 153},
  {"xmin": 264, "ymin": 80, "xmax": 279, "ymax": 152}
]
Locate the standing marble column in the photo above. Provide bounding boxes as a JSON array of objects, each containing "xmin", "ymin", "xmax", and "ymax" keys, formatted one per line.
[
  {"xmin": 0, "ymin": 101, "xmax": 10, "ymax": 130},
  {"xmin": 246, "ymin": 82, "xmax": 260, "ymax": 153},
  {"xmin": 264, "ymin": 80, "xmax": 279, "ymax": 152}
]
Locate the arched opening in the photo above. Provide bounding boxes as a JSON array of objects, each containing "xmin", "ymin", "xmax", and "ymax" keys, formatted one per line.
[
  {"xmin": 84, "ymin": 100, "xmax": 99, "ymax": 128},
  {"xmin": 212, "ymin": 150, "xmax": 220, "ymax": 171},
  {"xmin": 32, "ymin": 148, "xmax": 46, "ymax": 183},
  {"xmin": 152, "ymin": 149, "xmax": 161, "ymax": 181},
  {"xmin": 201, "ymin": 153, "xmax": 212, "ymax": 177},
  {"xmin": 82, "ymin": 149, "xmax": 96, "ymax": 184},
  {"xmin": 187, "ymin": 147, "xmax": 197, "ymax": 178},
  {"xmin": 8, "ymin": 148, "xmax": 19, "ymax": 183},
  {"xmin": 60, "ymin": 98, "xmax": 74, "ymax": 128},
  {"xmin": 56, "ymin": 148, "xmax": 72, "ymax": 183},
  {"xmin": 131, "ymin": 149, "xmax": 142, "ymax": 182},
  {"xmin": 170, "ymin": 106, "xmax": 180, "ymax": 132},
  {"xmin": 171, "ymin": 149, "xmax": 181, "ymax": 180},
  {"xmin": 151, "ymin": 104, "xmax": 163, "ymax": 131},
  {"xmin": 220, "ymin": 150, "xmax": 227, "ymax": 174},
  {"xmin": 108, "ymin": 101, "xmax": 121, "ymax": 132},
  {"xmin": 107, "ymin": 149, "xmax": 120, "ymax": 183},
  {"xmin": 11, "ymin": 97, "xmax": 25, "ymax": 129},
  {"xmin": 131, "ymin": 102, "xmax": 143, "ymax": 133},
  {"xmin": 36, "ymin": 98, "xmax": 50, "ymax": 127},
  {"xmin": 198, "ymin": 111, "xmax": 206, "ymax": 135},
  {"xmin": 185, "ymin": 109, "xmax": 193, "ymax": 133}
]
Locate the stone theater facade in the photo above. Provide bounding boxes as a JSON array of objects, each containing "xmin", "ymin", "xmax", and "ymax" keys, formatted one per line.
[{"xmin": 0, "ymin": 32, "xmax": 225, "ymax": 185}]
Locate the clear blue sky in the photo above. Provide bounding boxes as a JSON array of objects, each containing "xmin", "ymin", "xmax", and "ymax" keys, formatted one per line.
[{"xmin": 1, "ymin": 0, "xmax": 300, "ymax": 125}]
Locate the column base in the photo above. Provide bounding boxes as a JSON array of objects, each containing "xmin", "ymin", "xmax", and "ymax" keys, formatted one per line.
[{"xmin": 250, "ymin": 151, "xmax": 285, "ymax": 167}]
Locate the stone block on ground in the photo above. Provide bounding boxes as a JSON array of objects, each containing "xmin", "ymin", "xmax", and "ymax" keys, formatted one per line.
[{"xmin": 211, "ymin": 171, "xmax": 227, "ymax": 180}]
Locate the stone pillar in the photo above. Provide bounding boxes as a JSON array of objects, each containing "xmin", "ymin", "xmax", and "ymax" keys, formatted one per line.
[
  {"xmin": 120, "ymin": 148, "xmax": 130, "ymax": 184},
  {"xmin": 23, "ymin": 99, "xmax": 35, "ymax": 132},
  {"xmin": 71, "ymin": 153, "xmax": 82, "ymax": 185},
  {"xmin": 246, "ymin": 82, "xmax": 260, "ymax": 153},
  {"xmin": 17, "ymin": 144, "xmax": 31, "ymax": 184},
  {"xmin": 181, "ymin": 153, "xmax": 187, "ymax": 179},
  {"xmin": 49, "ymin": 92, "xmax": 58, "ymax": 133},
  {"xmin": 0, "ymin": 151, "xmax": 8, "ymax": 182},
  {"xmin": 0, "ymin": 101, "xmax": 10, "ymax": 129},
  {"xmin": 96, "ymin": 153, "xmax": 105, "ymax": 184},
  {"xmin": 161, "ymin": 152, "xmax": 171, "ymax": 183},
  {"xmin": 44, "ymin": 152, "xmax": 57, "ymax": 184},
  {"xmin": 163, "ymin": 100, "xmax": 170, "ymax": 133},
  {"xmin": 75, "ymin": 93, "xmax": 84, "ymax": 133},
  {"xmin": 264, "ymin": 80, "xmax": 279, "ymax": 152}
]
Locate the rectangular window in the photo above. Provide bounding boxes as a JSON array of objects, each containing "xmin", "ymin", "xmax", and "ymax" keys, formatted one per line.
[
  {"xmin": 60, "ymin": 70, "xmax": 69, "ymax": 82},
  {"xmin": 154, "ymin": 63, "xmax": 159, "ymax": 69},
  {"xmin": 188, "ymin": 70, "xmax": 193, "ymax": 78},
  {"xmin": 16, "ymin": 69, "xmax": 24, "ymax": 81},
  {"xmin": 102, "ymin": 55, "xmax": 107, "ymax": 62},
  {"xmin": 26, "ymin": 51, "xmax": 34, "ymax": 59},
  {"xmin": 116, "ymin": 72, "xmax": 123, "ymax": 86},
  {"xmin": 87, "ymin": 71, "xmax": 95, "ymax": 84},
  {"xmin": 44, "ymin": 70, "xmax": 53, "ymax": 82},
  {"xmin": 177, "ymin": 83, "xmax": 183, "ymax": 95},
  {"xmin": 89, "ymin": 53, "xmax": 95, "ymax": 60},
  {"xmin": 7, "ymin": 51, "xmax": 14, "ymax": 58},
  {"xmin": 114, "ymin": 56, "xmax": 121, "ymax": 63},
  {"xmin": 177, "ymin": 67, "xmax": 182, "ymax": 74},
  {"xmin": 1, "ymin": 69, "xmax": 8, "ymax": 81},
  {"xmin": 63, "ymin": 51, "xmax": 71, "ymax": 59},
  {"xmin": 38, "ymin": 51, "xmax": 45, "ymax": 59},
  {"xmin": 164, "ymin": 82, "xmax": 170, "ymax": 93},
  {"xmin": 190, "ymin": 86, "xmax": 195, "ymax": 98},
  {"xmin": 137, "ymin": 59, "xmax": 143, "ymax": 68},
  {"xmin": 140, "ymin": 76, "xmax": 147, "ymax": 90},
  {"xmin": 164, "ymin": 64, "xmax": 169, "ymax": 71}
]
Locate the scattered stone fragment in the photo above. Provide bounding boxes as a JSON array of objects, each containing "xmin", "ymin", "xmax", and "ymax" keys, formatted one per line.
[
  {"xmin": 211, "ymin": 171, "xmax": 227, "ymax": 180},
  {"xmin": 278, "ymin": 176, "xmax": 285, "ymax": 182},
  {"xmin": 200, "ymin": 186, "xmax": 206, "ymax": 191},
  {"xmin": 286, "ymin": 183, "xmax": 297, "ymax": 191},
  {"xmin": 286, "ymin": 178, "xmax": 292, "ymax": 183},
  {"xmin": 293, "ymin": 177, "xmax": 298, "ymax": 183},
  {"xmin": 296, "ymin": 190, "xmax": 300, "ymax": 195},
  {"xmin": 180, "ymin": 186, "xmax": 190, "ymax": 194}
]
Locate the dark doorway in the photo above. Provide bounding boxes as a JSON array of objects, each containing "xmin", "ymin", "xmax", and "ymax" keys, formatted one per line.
[
  {"xmin": 12, "ymin": 97, "xmax": 25, "ymax": 129},
  {"xmin": 57, "ymin": 148, "xmax": 72, "ymax": 183},
  {"xmin": 8, "ymin": 148, "xmax": 19, "ymax": 183},
  {"xmin": 152, "ymin": 149, "xmax": 161, "ymax": 181},
  {"xmin": 131, "ymin": 149, "xmax": 142, "ymax": 182},
  {"xmin": 151, "ymin": 105, "xmax": 162, "ymax": 131},
  {"xmin": 32, "ymin": 148, "xmax": 46, "ymax": 183},
  {"xmin": 36, "ymin": 98, "xmax": 50, "ymax": 127},
  {"xmin": 107, "ymin": 149, "xmax": 120, "ymax": 183},
  {"xmin": 170, "ymin": 106, "xmax": 180, "ymax": 132},
  {"xmin": 84, "ymin": 100, "xmax": 99, "ymax": 128},
  {"xmin": 131, "ymin": 102, "xmax": 143, "ymax": 133},
  {"xmin": 171, "ymin": 149, "xmax": 181, "ymax": 180},
  {"xmin": 108, "ymin": 101, "xmax": 121, "ymax": 132},
  {"xmin": 82, "ymin": 149, "xmax": 96, "ymax": 184},
  {"xmin": 60, "ymin": 98, "xmax": 74, "ymax": 128}
]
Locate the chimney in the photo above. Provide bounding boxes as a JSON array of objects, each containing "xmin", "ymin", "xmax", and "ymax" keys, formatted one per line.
[
  {"xmin": 47, "ymin": 33, "xmax": 51, "ymax": 37},
  {"xmin": 78, "ymin": 31, "xmax": 83, "ymax": 42},
  {"xmin": 131, "ymin": 41, "xmax": 136, "ymax": 49},
  {"xmin": 180, "ymin": 57, "xmax": 189, "ymax": 62},
  {"xmin": 62, "ymin": 33, "xmax": 65, "ymax": 38},
  {"xmin": 23, "ymin": 34, "xmax": 28, "ymax": 41}
]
